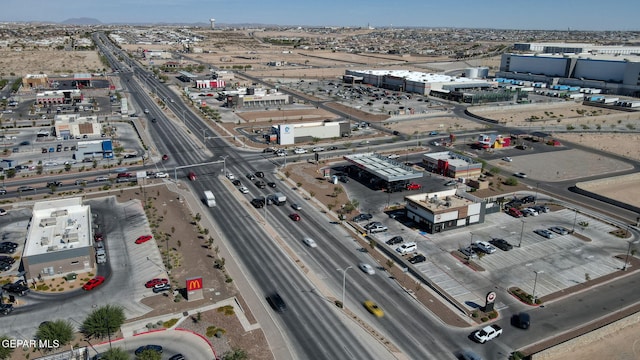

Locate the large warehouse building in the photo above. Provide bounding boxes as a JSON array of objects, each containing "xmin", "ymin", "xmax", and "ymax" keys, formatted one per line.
[
  {"xmin": 22, "ymin": 198, "xmax": 97, "ymax": 279},
  {"xmin": 498, "ymin": 49, "xmax": 640, "ymax": 96},
  {"xmin": 344, "ymin": 69, "xmax": 491, "ymax": 95}
]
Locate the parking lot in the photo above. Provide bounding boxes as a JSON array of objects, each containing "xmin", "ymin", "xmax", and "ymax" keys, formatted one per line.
[{"xmin": 361, "ymin": 201, "xmax": 629, "ymax": 311}]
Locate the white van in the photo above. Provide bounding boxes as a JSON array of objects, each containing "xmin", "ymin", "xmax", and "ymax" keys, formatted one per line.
[{"xmin": 395, "ymin": 242, "xmax": 417, "ymax": 254}]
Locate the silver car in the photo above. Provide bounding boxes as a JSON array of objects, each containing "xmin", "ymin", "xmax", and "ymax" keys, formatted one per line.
[
  {"xmin": 534, "ymin": 229, "xmax": 555, "ymax": 239},
  {"xmin": 358, "ymin": 263, "xmax": 375, "ymax": 275}
]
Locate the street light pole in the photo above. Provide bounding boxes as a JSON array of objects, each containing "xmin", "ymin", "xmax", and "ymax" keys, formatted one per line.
[
  {"xmin": 532, "ymin": 270, "xmax": 544, "ymax": 303},
  {"xmin": 337, "ymin": 266, "xmax": 353, "ymax": 308},
  {"xmin": 220, "ymin": 155, "xmax": 228, "ymax": 175},
  {"xmin": 623, "ymin": 240, "xmax": 638, "ymax": 271},
  {"xmin": 519, "ymin": 219, "xmax": 526, "ymax": 248}
]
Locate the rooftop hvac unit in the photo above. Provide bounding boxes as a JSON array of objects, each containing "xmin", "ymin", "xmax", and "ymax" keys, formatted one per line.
[
  {"xmin": 40, "ymin": 218, "xmax": 56, "ymax": 227},
  {"xmin": 40, "ymin": 237, "xmax": 50, "ymax": 245}
]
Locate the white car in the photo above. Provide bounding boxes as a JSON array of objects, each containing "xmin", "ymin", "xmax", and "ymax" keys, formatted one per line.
[
  {"xmin": 302, "ymin": 237, "xmax": 317, "ymax": 248},
  {"xmin": 238, "ymin": 186, "xmax": 249, "ymax": 194},
  {"xmin": 226, "ymin": 173, "xmax": 235, "ymax": 180},
  {"xmin": 502, "ymin": 157, "xmax": 513, "ymax": 162},
  {"xmin": 154, "ymin": 172, "xmax": 169, "ymax": 178},
  {"xmin": 312, "ymin": 147, "xmax": 325, "ymax": 152},
  {"xmin": 473, "ymin": 241, "xmax": 496, "ymax": 254},
  {"xmin": 293, "ymin": 148, "xmax": 308, "ymax": 154},
  {"xmin": 514, "ymin": 172, "xmax": 527, "ymax": 178},
  {"xmin": 358, "ymin": 263, "xmax": 375, "ymax": 275},
  {"xmin": 387, "ymin": 154, "xmax": 400, "ymax": 159}
]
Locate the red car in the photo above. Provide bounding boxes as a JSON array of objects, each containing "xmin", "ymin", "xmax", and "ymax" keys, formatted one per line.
[
  {"xmin": 135, "ymin": 235, "xmax": 153, "ymax": 244},
  {"xmin": 406, "ymin": 183, "xmax": 422, "ymax": 190},
  {"xmin": 145, "ymin": 278, "xmax": 169, "ymax": 288},
  {"xmin": 82, "ymin": 276, "xmax": 105, "ymax": 291},
  {"xmin": 289, "ymin": 213, "xmax": 301, "ymax": 221},
  {"xmin": 94, "ymin": 233, "xmax": 103, "ymax": 242},
  {"xmin": 188, "ymin": 172, "xmax": 196, "ymax": 181},
  {"xmin": 162, "ymin": 154, "xmax": 169, "ymax": 161}
]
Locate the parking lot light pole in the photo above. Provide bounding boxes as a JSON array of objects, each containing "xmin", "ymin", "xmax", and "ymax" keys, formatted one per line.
[
  {"xmin": 532, "ymin": 270, "xmax": 544, "ymax": 303},
  {"xmin": 534, "ymin": 182, "xmax": 539, "ymax": 204},
  {"xmin": 519, "ymin": 220, "xmax": 526, "ymax": 248},
  {"xmin": 469, "ymin": 232, "xmax": 474, "ymax": 248},
  {"xmin": 572, "ymin": 208, "xmax": 579, "ymax": 233},
  {"xmin": 337, "ymin": 266, "xmax": 353, "ymax": 309},
  {"xmin": 623, "ymin": 240, "xmax": 639, "ymax": 271}
]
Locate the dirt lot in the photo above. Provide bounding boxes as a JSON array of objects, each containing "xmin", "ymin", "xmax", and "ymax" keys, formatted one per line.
[{"xmin": 0, "ymin": 50, "xmax": 103, "ymax": 75}]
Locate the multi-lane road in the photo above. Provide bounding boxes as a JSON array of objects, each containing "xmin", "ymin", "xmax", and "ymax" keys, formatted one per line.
[{"xmin": 31, "ymin": 32, "xmax": 634, "ymax": 360}]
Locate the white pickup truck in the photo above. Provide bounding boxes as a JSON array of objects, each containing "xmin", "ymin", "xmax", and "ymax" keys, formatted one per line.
[{"xmin": 473, "ymin": 324, "xmax": 503, "ymax": 343}]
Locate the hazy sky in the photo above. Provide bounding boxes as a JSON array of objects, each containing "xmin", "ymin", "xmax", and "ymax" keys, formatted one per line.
[{"xmin": 2, "ymin": 0, "xmax": 638, "ymax": 31}]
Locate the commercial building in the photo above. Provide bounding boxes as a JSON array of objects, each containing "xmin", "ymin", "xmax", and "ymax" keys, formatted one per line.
[
  {"xmin": 74, "ymin": 139, "xmax": 114, "ymax": 161},
  {"xmin": 22, "ymin": 74, "xmax": 49, "ymax": 89},
  {"xmin": 228, "ymin": 88, "xmax": 291, "ymax": 108},
  {"xmin": 422, "ymin": 151, "xmax": 482, "ymax": 180},
  {"xmin": 498, "ymin": 52, "xmax": 640, "ymax": 96},
  {"xmin": 405, "ymin": 190, "xmax": 486, "ymax": 234},
  {"xmin": 54, "ymin": 114, "xmax": 102, "ymax": 139},
  {"xmin": 35, "ymin": 89, "xmax": 83, "ymax": 105},
  {"xmin": 22, "ymin": 198, "xmax": 96, "ymax": 279},
  {"xmin": 343, "ymin": 153, "xmax": 422, "ymax": 191},
  {"xmin": 270, "ymin": 120, "xmax": 350, "ymax": 145},
  {"xmin": 344, "ymin": 69, "xmax": 491, "ymax": 96}
]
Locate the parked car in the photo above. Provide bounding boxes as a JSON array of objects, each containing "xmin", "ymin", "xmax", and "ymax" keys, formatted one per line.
[
  {"xmin": 406, "ymin": 183, "xmax": 422, "ymax": 190},
  {"xmin": 489, "ymin": 238, "xmax": 513, "ymax": 251},
  {"xmin": 533, "ymin": 205, "xmax": 550, "ymax": 213},
  {"xmin": 152, "ymin": 283, "xmax": 171, "ymax": 293},
  {"xmin": 135, "ymin": 235, "xmax": 153, "ymax": 244},
  {"xmin": 386, "ymin": 236, "xmax": 403, "ymax": 245},
  {"xmin": 363, "ymin": 300, "xmax": 384, "ymax": 317},
  {"xmin": 473, "ymin": 241, "xmax": 497, "ymax": 254},
  {"xmin": 508, "ymin": 207, "xmax": 523, "ymax": 218},
  {"xmin": 522, "ymin": 208, "xmax": 538, "ymax": 217},
  {"xmin": 302, "ymin": 237, "xmax": 317, "ymax": 248},
  {"xmin": 534, "ymin": 229, "xmax": 555, "ymax": 239},
  {"xmin": 408, "ymin": 254, "xmax": 426, "ymax": 264},
  {"xmin": 521, "ymin": 195, "xmax": 535, "ymax": 203},
  {"xmin": 396, "ymin": 242, "xmax": 417, "ymax": 254},
  {"xmin": 549, "ymin": 226, "xmax": 569, "ymax": 235},
  {"xmin": 444, "ymin": 180, "xmax": 458, "ymax": 186},
  {"xmin": 459, "ymin": 246, "xmax": 478, "ymax": 259},
  {"xmin": 145, "ymin": 278, "xmax": 169, "ymax": 288},
  {"xmin": 0, "ymin": 303, "xmax": 13, "ymax": 315},
  {"xmin": 368, "ymin": 224, "xmax": 388, "ymax": 233},
  {"xmin": 358, "ymin": 263, "xmax": 375, "ymax": 275},
  {"xmin": 82, "ymin": 276, "xmax": 105, "ymax": 291},
  {"xmin": 352, "ymin": 213, "xmax": 373, "ymax": 222},
  {"xmin": 364, "ymin": 221, "xmax": 383, "ymax": 230}
]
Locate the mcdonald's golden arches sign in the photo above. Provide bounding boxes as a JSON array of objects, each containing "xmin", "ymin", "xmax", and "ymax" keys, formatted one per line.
[{"xmin": 186, "ymin": 277, "xmax": 203, "ymax": 291}]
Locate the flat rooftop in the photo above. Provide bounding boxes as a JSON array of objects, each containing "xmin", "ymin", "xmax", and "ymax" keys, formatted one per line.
[
  {"xmin": 349, "ymin": 69, "xmax": 487, "ymax": 84},
  {"xmin": 343, "ymin": 153, "xmax": 422, "ymax": 182},
  {"xmin": 406, "ymin": 191, "xmax": 475, "ymax": 212},
  {"xmin": 24, "ymin": 197, "xmax": 92, "ymax": 257},
  {"xmin": 423, "ymin": 151, "xmax": 478, "ymax": 168}
]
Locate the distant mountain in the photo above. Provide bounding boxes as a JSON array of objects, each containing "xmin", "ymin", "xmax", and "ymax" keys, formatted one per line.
[{"xmin": 61, "ymin": 17, "xmax": 102, "ymax": 25}]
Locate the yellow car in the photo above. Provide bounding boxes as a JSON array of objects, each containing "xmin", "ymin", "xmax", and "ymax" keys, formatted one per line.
[{"xmin": 363, "ymin": 300, "xmax": 384, "ymax": 318}]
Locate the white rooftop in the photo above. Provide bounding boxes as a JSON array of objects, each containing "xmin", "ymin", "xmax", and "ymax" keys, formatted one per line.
[
  {"xmin": 351, "ymin": 69, "xmax": 482, "ymax": 84},
  {"xmin": 24, "ymin": 198, "xmax": 92, "ymax": 257}
]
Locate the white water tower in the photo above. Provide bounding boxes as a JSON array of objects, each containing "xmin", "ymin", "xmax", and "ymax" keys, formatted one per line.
[{"xmin": 210, "ymin": 18, "xmax": 215, "ymax": 29}]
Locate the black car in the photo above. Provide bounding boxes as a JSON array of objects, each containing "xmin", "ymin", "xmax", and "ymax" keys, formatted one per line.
[
  {"xmin": 246, "ymin": 173, "xmax": 256, "ymax": 181},
  {"xmin": 0, "ymin": 256, "xmax": 15, "ymax": 265},
  {"xmin": 489, "ymin": 238, "xmax": 513, "ymax": 251},
  {"xmin": 267, "ymin": 182, "xmax": 276, "ymax": 188},
  {"xmin": 0, "ymin": 245, "xmax": 16, "ymax": 254},
  {"xmin": 0, "ymin": 189, "xmax": 6, "ymax": 195},
  {"xmin": 255, "ymin": 171, "xmax": 264, "ymax": 178},
  {"xmin": 251, "ymin": 198, "xmax": 265, "ymax": 208},
  {"xmin": 231, "ymin": 179, "xmax": 241, "ymax": 186},
  {"xmin": 266, "ymin": 292, "xmax": 287, "ymax": 313},
  {"xmin": 0, "ymin": 242, "xmax": 17, "ymax": 250},
  {"xmin": 521, "ymin": 195, "xmax": 535, "ymax": 204},
  {"xmin": 46, "ymin": 181, "xmax": 62, "ymax": 188},
  {"xmin": 327, "ymin": 146, "xmax": 338, "ymax": 151},
  {"xmin": 386, "ymin": 236, "xmax": 403, "ymax": 245},
  {"xmin": 2, "ymin": 282, "xmax": 30, "ymax": 296},
  {"xmin": 168, "ymin": 354, "xmax": 185, "ymax": 360},
  {"xmin": 512, "ymin": 312, "xmax": 531, "ymax": 329},
  {"xmin": 408, "ymin": 254, "xmax": 426, "ymax": 264},
  {"xmin": 255, "ymin": 180, "xmax": 266, "ymax": 189},
  {"xmin": 135, "ymin": 345, "xmax": 163, "ymax": 355},
  {"xmin": 352, "ymin": 213, "xmax": 373, "ymax": 222},
  {"xmin": 17, "ymin": 186, "xmax": 35, "ymax": 192},
  {"xmin": 0, "ymin": 262, "xmax": 11, "ymax": 271},
  {"xmin": 0, "ymin": 303, "xmax": 13, "ymax": 315}
]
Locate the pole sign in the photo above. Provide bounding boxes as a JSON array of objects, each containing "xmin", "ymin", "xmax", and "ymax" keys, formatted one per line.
[
  {"xmin": 484, "ymin": 291, "xmax": 497, "ymax": 312},
  {"xmin": 186, "ymin": 276, "xmax": 204, "ymax": 301}
]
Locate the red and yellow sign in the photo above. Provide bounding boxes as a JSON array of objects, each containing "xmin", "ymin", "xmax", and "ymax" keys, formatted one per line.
[{"xmin": 186, "ymin": 277, "xmax": 203, "ymax": 291}]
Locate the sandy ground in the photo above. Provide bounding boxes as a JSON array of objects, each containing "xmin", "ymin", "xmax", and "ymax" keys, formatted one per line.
[{"xmin": 0, "ymin": 50, "xmax": 103, "ymax": 75}]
